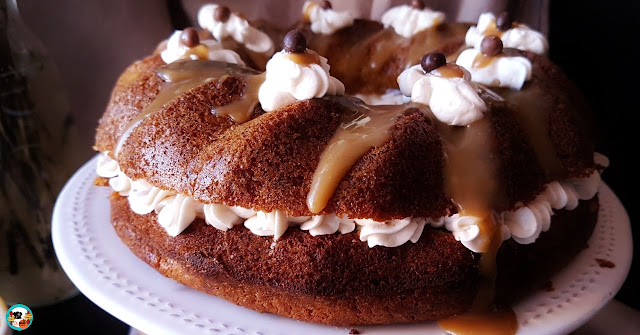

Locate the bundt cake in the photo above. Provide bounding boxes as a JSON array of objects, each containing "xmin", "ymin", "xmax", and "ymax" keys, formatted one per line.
[{"xmin": 92, "ymin": 0, "xmax": 607, "ymax": 331}]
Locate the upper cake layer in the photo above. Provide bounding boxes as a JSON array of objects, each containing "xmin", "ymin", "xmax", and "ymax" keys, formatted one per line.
[{"xmin": 94, "ymin": 3, "xmax": 602, "ymax": 252}]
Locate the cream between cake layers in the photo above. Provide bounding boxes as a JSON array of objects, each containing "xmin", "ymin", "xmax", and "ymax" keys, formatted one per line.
[{"xmin": 93, "ymin": 0, "xmax": 606, "ymax": 328}]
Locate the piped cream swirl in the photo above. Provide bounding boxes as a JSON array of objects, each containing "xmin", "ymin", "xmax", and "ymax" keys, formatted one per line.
[
  {"xmin": 380, "ymin": 4, "xmax": 445, "ymax": 38},
  {"xmin": 303, "ymin": 1, "xmax": 354, "ymax": 35},
  {"xmin": 465, "ymin": 12, "xmax": 548, "ymax": 55},
  {"xmin": 445, "ymin": 214, "xmax": 511, "ymax": 253},
  {"xmin": 300, "ymin": 215, "xmax": 356, "ymax": 236},
  {"xmin": 455, "ymin": 48, "xmax": 532, "ymax": 90},
  {"xmin": 258, "ymin": 49, "xmax": 345, "ymax": 112},
  {"xmin": 397, "ymin": 64, "xmax": 487, "ymax": 126},
  {"xmin": 358, "ymin": 217, "xmax": 427, "ymax": 248},
  {"xmin": 503, "ymin": 170, "xmax": 602, "ymax": 244},
  {"xmin": 197, "ymin": 4, "xmax": 274, "ymax": 54},
  {"xmin": 160, "ymin": 30, "xmax": 245, "ymax": 65}
]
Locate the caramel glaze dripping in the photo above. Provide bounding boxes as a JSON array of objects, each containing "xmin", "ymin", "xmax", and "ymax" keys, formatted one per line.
[
  {"xmin": 307, "ymin": 99, "xmax": 410, "ymax": 213},
  {"xmin": 472, "ymin": 52, "xmax": 504, "ymax": 69},
  {"xmin": 439, "ymin": 308, "xmax": 518, "ymax": 335},
  {"xmin": 307, "ymin": 90, "xmax": 517, "ymax": 334},
  {"xmin": 438, "ymin": 115, "xmax": 499, "ymax": 221},
  {"xmin": 115, "ymin": 60, "xmax": 263, "ymax": 155},
  {"xmin": 434, "ymin": 90, "xmax": 517, "ymax": 335},
  {"xmin": 302, "ymin": 1, "xmax": 317, "ymax": 22},
  {"xmin": 482, "ymin": 21, "xmax": 504, "ymax": 38},
  {"xmin": 434, "ymin": 63, "xmax": 465, "ymax": 78},
  {"xmin": 482, "ymin": 21, "xmax": 521, "ymax": 39},
  {"xmin": 495, "ymin": 86, "xmax": 563, "ymax": 179},
  {"xmin": 214, "ymin": 73, "xmax": 265, "ymax": 123},
  {"xmin": 284, "ymin": 51, "xmax": 321, "ymax": 66},
  {"xmin": 490, "ymin": 50, "xmax": 564, "ymax": 179},
  {"xmin": 183, "ymin": 44, "xmax": 210, "ymax": 60}
]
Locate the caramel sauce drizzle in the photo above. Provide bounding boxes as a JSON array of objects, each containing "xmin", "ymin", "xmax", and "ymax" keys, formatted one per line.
[
  {"xmin": 438, "ymin": 116, "xmax": 499, "ymax": 222},
  {"xmin": 182, "ymin": 44, "xmax": 210, "ymax": 60},
  {"xmin": 439, "ymin": 307, "xmax": 518, "ymax": 335},
  {"xmin": 482, "ymin": 22, "xmax": 504, "ymax": 38},
  {"xmin": 302, "ymin": 1, "xmax": 317, "ymax": 22},
  {"xmin": 306, "ymin": 90, "xmax": 518, "ymax": 333},
  {"xmin": 433, "ymin": 90, "xmax": 517, "ymax": 335},
  {"xmin": 434, "ymin": 64, "xmax": 465, "ymax": 78},
  {"xmin": 115, "ymin": 60, "xmax": 262, "ymax": 155},
  {"xmin": 214, "ymin": 72, "xmax": 265, "ymax": 123},
  {"xmin": 472, "ymin": 53, "xmax": 503, "ymax": 69},
  {"xmin": 494, "ymin": 85, "xmax": 564, "ymax": 178},
  {"xmin": 284, "ymin": 51, "xmax": 321, "ymax": 66},
  {"xmin": 307, "ymin": 100, "xmax": 407, "ymax": 213}
]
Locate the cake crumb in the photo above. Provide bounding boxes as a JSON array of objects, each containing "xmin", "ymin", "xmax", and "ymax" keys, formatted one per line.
[
  {"xmin": 94, "ymin": 176, "xmax": 109, "ymax": 186},
  {"xmin": 595, "ymin": 258, "xmax": 616, "ymax": 268},
  {"xmin": 542, "ymin": 280, "xmax": 555, "ymax": 292},
  {"xmin": 349, "ymin": 328, "xmax": 360, "ymax": 334}
]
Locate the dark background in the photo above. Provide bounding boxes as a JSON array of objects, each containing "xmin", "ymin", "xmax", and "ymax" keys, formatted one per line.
[
  {"xmin": 13, "ymin": 0, "xmax": 639, "ymax": 334},
  {"xmin": 548, "ymin": 0, "xmax": 638, "ymax": 313}
]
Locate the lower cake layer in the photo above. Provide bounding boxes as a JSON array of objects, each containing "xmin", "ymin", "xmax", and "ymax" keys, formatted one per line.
[{"xmin": 109, "ymin": 193, "xmax": 598, "ymax": 326}]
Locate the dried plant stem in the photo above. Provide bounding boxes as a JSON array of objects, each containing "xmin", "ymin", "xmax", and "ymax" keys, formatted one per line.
[{"xmin": 1, "ymin": 2, "xmax": 60, "ymax": 274}]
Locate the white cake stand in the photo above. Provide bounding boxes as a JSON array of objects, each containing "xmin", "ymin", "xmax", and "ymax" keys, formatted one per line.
[{"xmin": 52, "ymin": 155, "xmax": 633, "ymax": 335}]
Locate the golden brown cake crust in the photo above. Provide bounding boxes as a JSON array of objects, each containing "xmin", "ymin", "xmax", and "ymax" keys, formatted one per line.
[{"xmin": 110, "ymin": 193, "xmax": 598, "ymax": 326}]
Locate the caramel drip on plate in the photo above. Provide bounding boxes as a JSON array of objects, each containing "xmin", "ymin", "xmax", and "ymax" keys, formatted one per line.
[
  {"xmin": 307, "ymin": 100, "xmax": 407, "ymax": 213},
  {"xmin": 438, "ymin": 307, "xmax": 518, "ymax": 335},
  {"xmin": 494, "ymin": 85, "xmax": 564, "ymax": 178},
  {"xmin": 115, "ymin": 60, "xmax": 261, "ymax": 155}
]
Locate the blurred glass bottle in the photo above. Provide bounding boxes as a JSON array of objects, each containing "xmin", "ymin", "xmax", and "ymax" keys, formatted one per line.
[{"xmin": 1, "ymin": 0, "xmax": 79, "ymax": 306}]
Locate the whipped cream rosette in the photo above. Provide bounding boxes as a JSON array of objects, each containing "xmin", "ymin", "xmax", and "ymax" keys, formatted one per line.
[
  {"xmin": 381, "ymin": 0, "xmax": 445, "ymax": 38},
  {"xmin": 465, "ymin": 11, "xmax": 548, "ymax": 55}
]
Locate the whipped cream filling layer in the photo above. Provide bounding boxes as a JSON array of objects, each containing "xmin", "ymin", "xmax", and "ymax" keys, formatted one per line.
[{"xmin": 97, "ymin": 153, "xmax": 604, "ymax": 252}]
